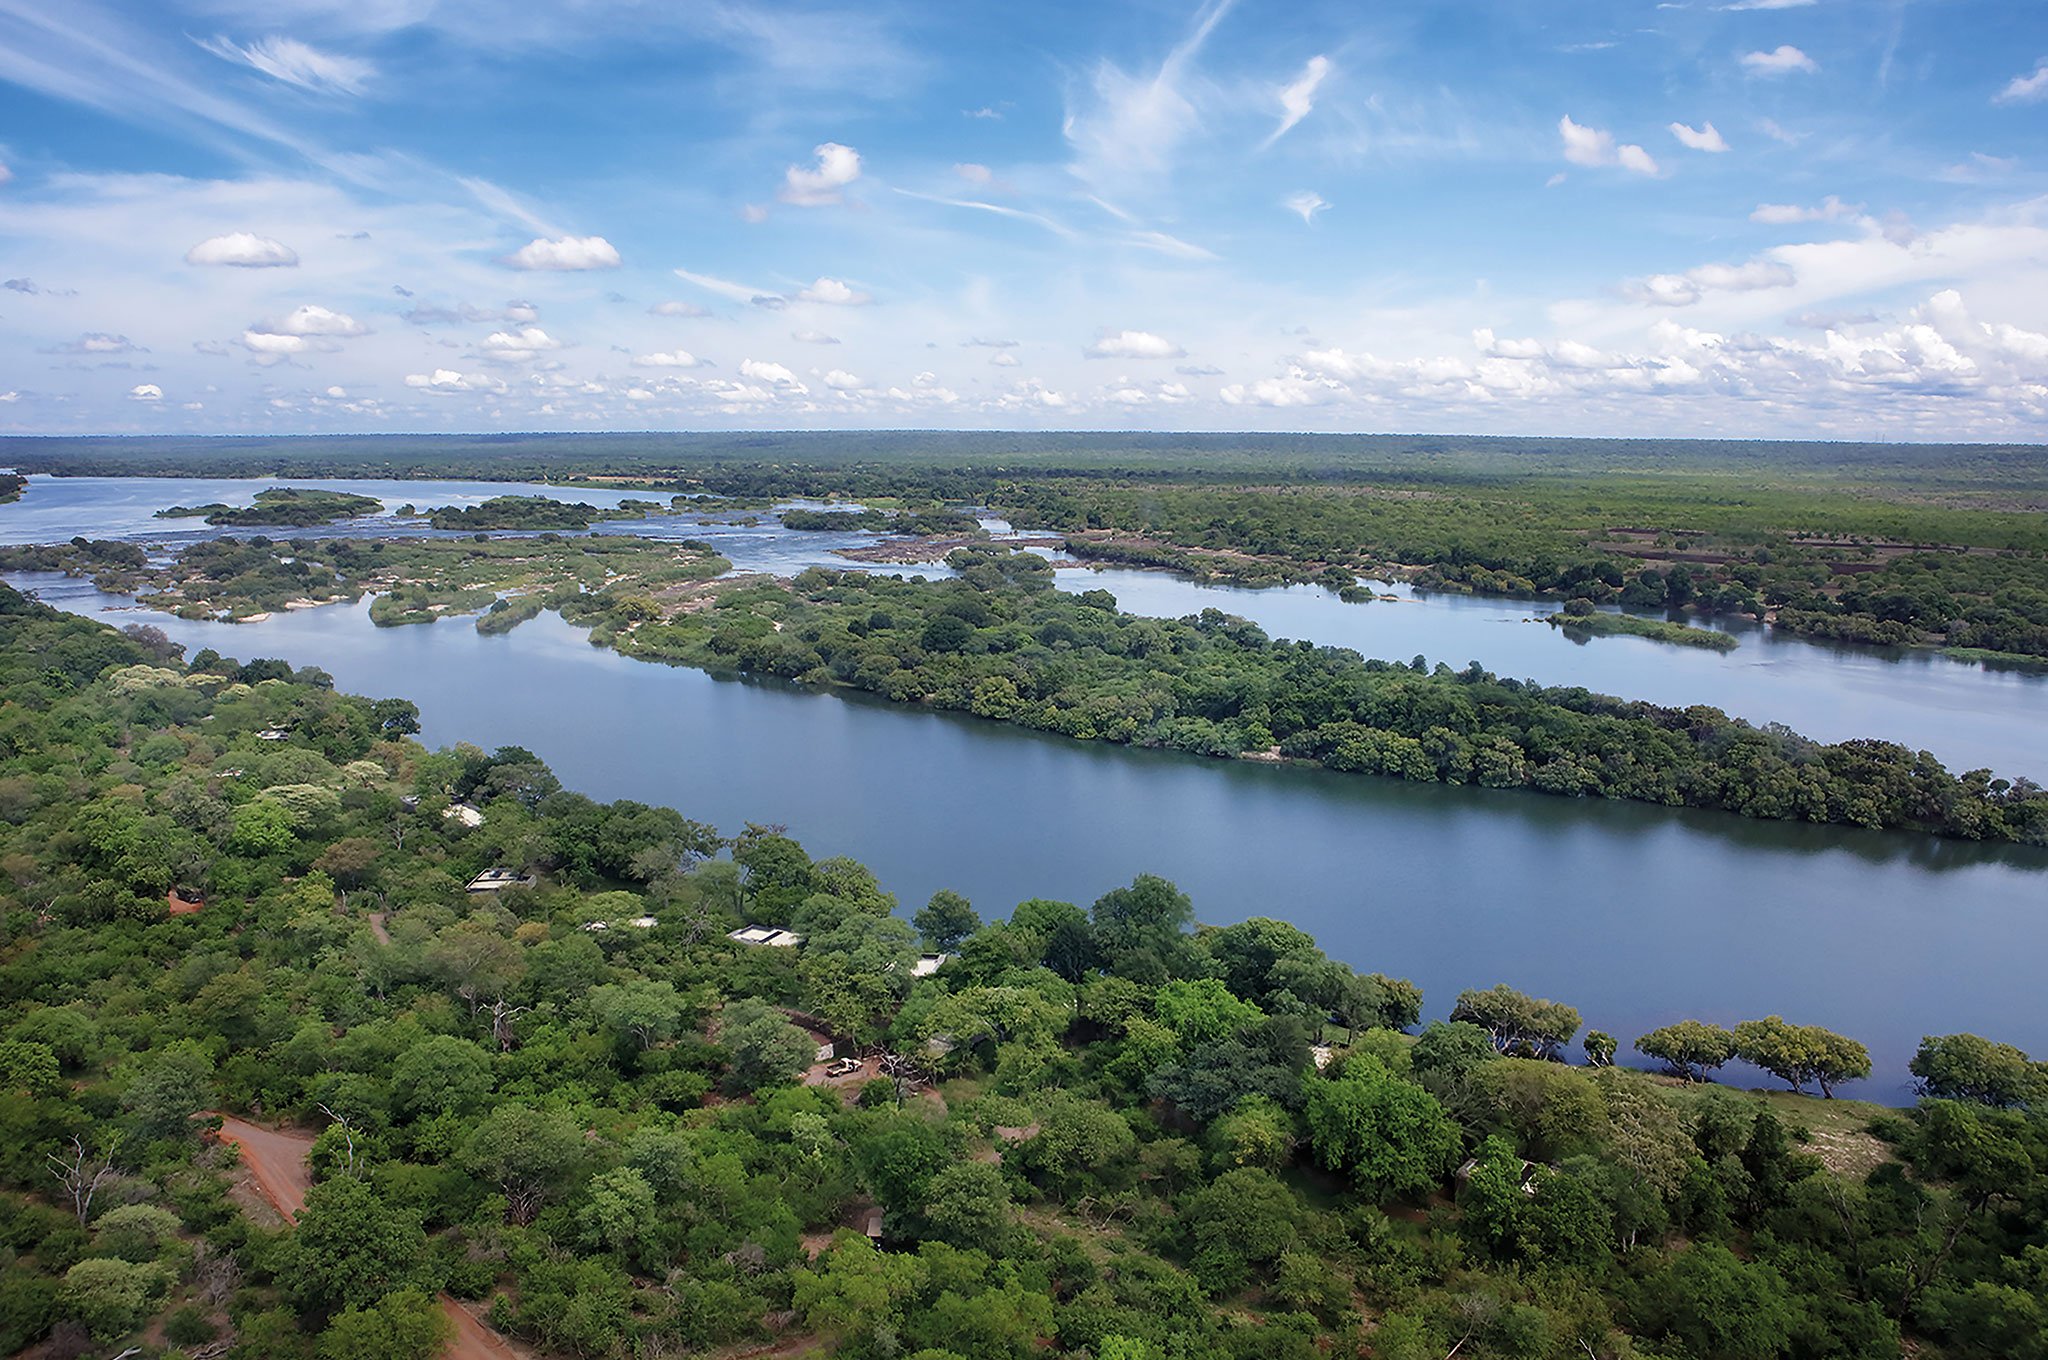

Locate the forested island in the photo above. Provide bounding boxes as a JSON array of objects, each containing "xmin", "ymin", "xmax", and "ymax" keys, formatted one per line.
[
  {"xmin": 0, "ymin": 582, "xmax": 2045, "ymax": 1360},
  {"xmin": 154, "ymin": 489, "xmax": 386, "ymax": 529}
]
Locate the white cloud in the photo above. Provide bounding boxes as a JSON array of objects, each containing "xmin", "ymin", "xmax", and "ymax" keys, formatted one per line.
[
  {"xmin": 674, "ymin": 268, "xmax": 776, "ymax": 305},
  {"xmin": 1757, "ymin": 118, "xmax": 1802, "ymax": 145},
  {"xmin": 1085, "ymin": 329, "xmax": 1186, "ymax": 359},
  {"xmin": 1751, "ymin": 196, "xmax": 1858, "ymax": 223},
  {"xmin": 740, "ymin": 358, "xmax": 807, "ymax": 391},
  {"xmin": 1940, "ymin": 152, "xmax": 2018, "ymax": 183},
  {"xmin": 1742, "ymin": 46, "xmax": 1818, "ymax": 76},
  {"xmin": 797, "ymin": 277, "xmax": 872, "ymax": 305},
  {"xmin": 185, "ymin": 232, "xmax": 299, "ymax": 267},
  {"xmin": 739, "ymin": 203, "xmax": 771, "ymax": 224},
  {"xmin": 791, "ymin": 330, "xmax": 840, "ymax": 344},
  {"xmin": 1064, "ymin": 0, "xmax": 1232, "ymax": 184},
  {"xmin": 1283, "ymin": 190, "xmax": 1329, "ymax": 224},
  {"xmin": 481, "ymin": 326, "xmax": 564, "ymax": 357},
  {"xmin": 405, "ymin": 369, "xmax": 504, "ymax": 394},
  {"xmin": 990, "ymin": 351, "xmax": 1020, "ymax": 366},
  {"xmin": 1997, "ymin": 62, "xmax": 2048, "ymax": 104},
  {"xmin": 1628, "ymin": 258, "xmax": 1798, "ymax": 307},
  {"xmin": 823, "ymin": 369, "xmax": 864, "ymax": 390},
  {"xmin": 196, "ymin": 35, "xmax": 373, "ymax": 95},
  {"xmin": 240, "ymin": 331, "xmax": 309, "ymax": 355},
  {"xmin": 650, "ymin": 300, "xmax": 709, "ymax": 317},
  {"xmin": 1669, "ymin": 121, "xmax": 1730, "ymax": 152},
  {"xmin": 954, "ymin": 162, "xmax": 993, "ymax": 184},
  {"xmin": 778, "ymin": 142, "xmax": 862, "ymax": 206},
  {"xmin": 41, "ymin": 333, "xmax": 141, "ymax": 355},
  {"xmin": 127, "ymin": 383, "xmax": 162, "ymax": 401},
  {"xmin": 1124, "ymin": 229, "xmax": 1218, "ymax": 260},
  {"xmin": 1220, "ymin": 374, "xmax": 1339, "ymax": 407},
  {"xmin": 326, "ymin": 386, "xmax": 346, "ymax": 397},
  {"xmin": 1262, "ymin": 54, "xmax": 1332, "ymax": 148},
  {"xmin": 500, "ymin": 236, "xmax": 620, "ymax": 271},
  {"xmin": 267, "ymin": 304, "xmax": 366, "ymax": 336},
  {"xmin": 1559, "ymin": 116, "xmax": 1659, "ymax": 175},
  {"xmin": 633, "ymin": 350, "xmax": 702, "ymax": 367}
]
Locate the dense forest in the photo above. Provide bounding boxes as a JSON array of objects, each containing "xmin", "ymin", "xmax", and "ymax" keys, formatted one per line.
[{"xmin": 0, "ymin": 583, "xmax": 2044, "ymax": 1360}]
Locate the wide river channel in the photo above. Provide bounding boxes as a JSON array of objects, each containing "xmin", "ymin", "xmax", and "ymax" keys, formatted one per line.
[{"xmin": 7, "ymin": 474, "xmax": 2046, "ymax": 1099}]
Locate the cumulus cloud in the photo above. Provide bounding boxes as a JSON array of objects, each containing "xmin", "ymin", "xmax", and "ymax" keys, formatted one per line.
[
  {"xmin": 650, "ymin": 300, "xmax": 710, "ymax": 317},
  {"xmin": 1997, "ymin": 61, "xmax": 2048, "ymax": 104},
  {"xmin": 186, "ymin": 233, "xmax": 299, "ymax": 267},
  {"xmin": 1742, "ymin": 46, "xmax": 1818, "ymax": 75},
  {"xmin": 633, "ymin": 350, "xmax": 702, "ymax": 367},
  {"xmin": 500, "ymin": 236, "xmax": 621, "ymax": 271},
  {"xmin": 263, "ymin": 304, "xmax": 366, "ymax": 337},
  {"xmin": 1559, "ymin": 116, "xmax": 1659, "ymax": 175},
  {"xmin": 1751, "ymin": 196, "xmax": 1858, "ymax": 224},
  {"xmin": 1669, "ymin": 121, "xmax": 1730, "ymax": 152},
  {"xmin": 403, "ymin": 300, "xmax": 538, "ymax": 326},
  {"xmin": 966, "ymin": 337, "xmax": 1018, "ymax": 348},
  {"xmin": 4, "ymin": 277, "xmax": 74, "ymax": 295},
  {"xmin": 797, "ymin": 277, "xmax": 872, "ymax": 305},
  {"xmin": 990, "ymin": 351, "xmax": 1020, "ymax": 366},
  {"xmin": 791, "ymin": 330, "xmax": 840, "ymax": 344},
  {"xmin": 128, "ymin": 384, "xmax": 162, "ymax": 401},
  {"xmin": 405, "ymin": 369, "xmax": 504, "ymax": 394},
  {"xmin": 481, "ymin": 326, "xmax": 564, "ymax": 358},
  {"xmin": 1262, "ymin": 54, "xmax": 1332, "ymax": 148},
  {"xmin": 1085, "ymin": 329, "xmax": 1186, "ymax": 359},
  {"xmin": 196, "ymin": 34, "xmax": 373, "ymax": 95},
  {"xmin": 778, "ymin": 142, "xmax": 862, "ymax": 206},
  {"xmin": 1284, "ymin": 190, "xmax": 1329, "ymax": 224},
  {"xmin": 954, "ymin": 163, "xmax": 993, "ymax": 184},
  {"xmin": 41, "ymin": 333, "xmax": 142, "ymax": 355},
  {"xmin": 1627, "ymin": 259, "xmax": 1798, "ymax": 307},
  {"xmin": 823, "ymin": 369, "xmax": 864, "ymax": 390},
  {"xmin": 1177, "ymin": 363, "xmax": 1224, "ymax": 376},
  {"xmin": 1221, "ymin": 374, "xmax": 1341, "ymax": 407},
  {"xmin": 740, "ymin": 358, "xmax": 807, "ymax": 391}
]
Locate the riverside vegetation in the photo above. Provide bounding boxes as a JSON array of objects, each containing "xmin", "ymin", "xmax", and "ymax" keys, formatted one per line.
[
  {"xmin": 7, "ymin": 526, "xmax": 2045, "ymax": 843},
  {"xmin": 1, "ymin": 582, "xmax": 2046, "ymax": 1360}
]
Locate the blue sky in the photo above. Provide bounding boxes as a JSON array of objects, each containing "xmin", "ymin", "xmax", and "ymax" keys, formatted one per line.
[{"xmin": 3, "ymin": 0, "xmax": 2047, "ymax": 439}]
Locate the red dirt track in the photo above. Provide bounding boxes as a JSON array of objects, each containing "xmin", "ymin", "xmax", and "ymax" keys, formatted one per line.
[{"xmin": 209, "ymin": 1115, "xmax": 529, "ymax": 1359}]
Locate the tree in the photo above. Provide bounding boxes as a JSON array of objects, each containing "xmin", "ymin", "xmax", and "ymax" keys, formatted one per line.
[
  {"xmin": 922, "ymin": 1161, "xmax": 1015, "ymax": 1248},
  {"xmin": 121, "ymin": 1047, "xmax": 212, "ymax": 1141},
  {"xmin": 1090, "ymin": 874, "xmax": 1198, "ymax": 982},
  {"xmin": 1304, "ymin": 1056, "xmax": 1460, "ymax": 1201},
  {"xmin": 1636, "ymin": 1020, "xmax": 1740, "ymax": 1083},
  {"xmin": 389, "ymin": 1034, "xmax": 493, "ymax": 1120},
  {"xmin": 1152, "ymin": 978, "xmax": 1264, "ymax": 1046},
  {"xmin": 60, "ymin": 1258, "xmax": 164, "ymax": 1340},
  {"xmin": 914, "ymin": 889, "xmax": 981, "ymax": 951},
  {"xmin": 1910, "ymin": 1033, "xmax": 2045, "ymax": 1108},
  {"xmin": 1582, "ymin": 1030, "xmax": 1617, "ymax": 1067},
  {"xmin": 46, "ymin": 1133, "xmax": 122, "ymax": 1226},
  {"xmin": 1732, "ymin": 1016, "xmax": 1871, "ymax": 1097},
  {"xmin": 318, "ymin": 1290, "xmax": 451, "ymax": 1360},
  {"xmin": 459, "ymin": 1104, "xmax": 583, "ymax": 1224},
  {"xmin": 275, "ymin": 1176, "xmax": 427, "ymax": 1313},
  {"xmin": 720, "ymin": 999, "xmax": 815, "ymax": 1092},
  {"xmin": 1449, "ymin": 984, "xmax": 1580, "ymax": 1060},
  {"xmin": 588, "ymin": 980, "xmax": 689, "ymax": 1051},
  {"xmin": 369, "ymin": 698, "xmax": 422, "ymax": 736}
]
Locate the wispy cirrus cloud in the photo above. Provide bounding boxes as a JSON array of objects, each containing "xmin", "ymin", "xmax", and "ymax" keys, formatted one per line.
[
  {"xmin": 195, "ymin": 34, "xmax": 373, "ymax": 95},
  {"xmin": 1259, "ymin": 54, "xmax": 1331, "ymax": 150}
]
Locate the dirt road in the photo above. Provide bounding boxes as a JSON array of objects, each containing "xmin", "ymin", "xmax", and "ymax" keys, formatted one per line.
[{"xmin": 209, "ymin": 1114, "xmax": 530, "ymax": 1360}]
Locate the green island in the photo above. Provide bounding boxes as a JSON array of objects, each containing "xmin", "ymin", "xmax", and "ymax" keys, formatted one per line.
[
  {"xmin": 425, "ymin": 495, "xmax": 684, "ymax": 532},
  {"xmin": 1544, "ymin": 604, "xmax": 1740, "ymax": 652},
  {"xmin": 0, "ymin": 581, "xmax": 2042, "ymax": 1360},
  {"xmin": 155, "ymin": 488, "xmax": 387, "ymax": 528}
]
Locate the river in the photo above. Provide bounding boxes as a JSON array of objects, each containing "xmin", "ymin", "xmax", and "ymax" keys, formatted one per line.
[{"xmin": 7, "ymin": 474, "xmax": 2047, "ymax": 1098}]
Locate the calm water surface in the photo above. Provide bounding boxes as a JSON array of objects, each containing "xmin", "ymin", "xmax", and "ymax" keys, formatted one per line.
[{"xmin": 17, "ymin": 573, "xmax": 2047, "ymax": 1101}]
